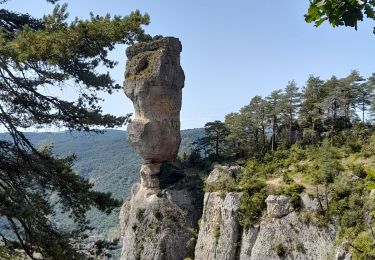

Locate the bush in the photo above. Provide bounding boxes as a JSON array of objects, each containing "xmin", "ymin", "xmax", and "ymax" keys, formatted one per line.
[
  {"xmin": 361, "ymin": 133, "xmax": 375, "ymax": 157},
  {"xmin": 349, "ymin": 163, "xmax": 367, "ymax": 179},
  {"xmin": 282, "ymin": 172, "xmax": 293, "ymax": 184},
  {"xmin": 275, "ymin": 243, "xmax": 286, "ymax": 256},
  {"xmin": 352, "ymin": 231, "xmax": 375, "ymax": 258},
  {"xmin": 152, "ymin": 208, "xmax": 162, "ymax": 221},
  {"xmin": 214, "ymin": 224, "xmax": 221, "ymax": 246},
  {"xmin": 136, "ymin": 208, "xmax": 145, "ymax": 221},
  {"xmin": 282, "ymin": 183, "xmax": 305, "ymax": 208},
  {"xmin": 204, "ymin": 175, "xmax": 237, "ymax": 193},
  {"xmin": 239, "ymin": 180, "xmax": 268, "ymax": 230}
]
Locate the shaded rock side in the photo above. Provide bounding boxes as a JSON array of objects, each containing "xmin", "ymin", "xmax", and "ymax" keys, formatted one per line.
[
  {"xmin": 119, "ymin": 183, "xmax": 198, "ymax": 260},
  {"xmin": 124, "ymin": 37, "xmax": 184, "ymax": 164}
]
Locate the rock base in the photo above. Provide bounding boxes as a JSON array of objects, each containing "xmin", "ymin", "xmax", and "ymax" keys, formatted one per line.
[{"xmin": 120, "ymin": 166, "xmax": 203, "ymax": 260}]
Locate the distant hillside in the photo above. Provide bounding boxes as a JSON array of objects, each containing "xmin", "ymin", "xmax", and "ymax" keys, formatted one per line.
[{"xmin": 6, "ymin": 129, "xmax": 203, "ymax": 237}]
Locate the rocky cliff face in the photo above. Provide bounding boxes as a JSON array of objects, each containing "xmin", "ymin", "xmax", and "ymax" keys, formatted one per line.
[
  {"xmin": 194, "ymin": 165, "xmax": 350, "ymax": 260},
  {"xmin": 119, "ymin": 181, "xmax": 200, "ymax": 260}
]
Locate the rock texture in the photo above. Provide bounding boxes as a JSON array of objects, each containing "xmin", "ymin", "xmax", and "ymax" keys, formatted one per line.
[
  {"xmin": 265, "ymin": 195, "xmax": 292, "ymax": 218},
  {"xmin": 194, "ymin": 165, "xmax": 341, "ymax": 260},
  {"xmin": 194, "ymin": 192, "xmax": 243, "ymax": 260},
  {"xmin": 124, "ymin": 37, "xmax": 184, "ymax": 176},
  {"xmin": 243, "ymin": 211, "xmax": 337, "ymax": 259},
  {"xmin": 120, "ymin": 183, "xmax": 199, "ymax": 260}
]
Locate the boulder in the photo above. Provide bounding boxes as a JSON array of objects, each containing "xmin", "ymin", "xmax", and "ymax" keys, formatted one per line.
[{"xmin": 265, "ymin": 195, "xmax": 292, "ymax": 218}]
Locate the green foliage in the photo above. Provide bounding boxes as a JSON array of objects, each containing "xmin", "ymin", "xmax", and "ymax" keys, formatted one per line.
[
  {"xmin": 0, "ymin": 246, "xmax": 23, "ymax": 260},
  {"xmin": 275, "ymin": 243, "xmax": 286, "ymax": 256},
  {"xmin": 282, "ymin": 183, "xmax": 305, "ymax": 209},
  {"xmin": 204, "ymin": 176, "xmax": 237, "ymax": 193},
  {"xmin": 184, "ymin": 228, "xmax": 198, "ymax": 259},
  {"xmin": 364, "ymin": 167, "xmax": 375, "ymax": 189},
  {"xmin": 352, "ymin": 232, "xmax": 375, "ymax": 258},
  {"xmin": 0, "ymin": 0, "xmax": 151, "ymax": 258},
  {"xmin": 324, "ymin": 176, "xmax": 375, "ymax": 257},
  {"xmin": 194, "ymin": 120, "xmax": 229, "ymax": 160},
  {"xmin": 306, "ymin": 146, "xmax": 343, "ymax": 185},
  {"xmin": 152, "ymin": 208, "xmax": 162, "ymax": 221},
  {"xmin": 361, "ymin": 132, "xmax": 375, "ymax": 157},
  {"xmin": 214, "ymin": 224, "xmax": 221, "ymax": 246},
  {"xmin": 349, "ymin": 163, "xmax": 367, "ymax": 179},
  {"xmin": 239, "ymin": 174, "xmax": 268, "ymax": 230},
  {"xmin": 305, "ymin": 0, "xmax": 375, "ymax": 33},
  {"xmin": 136, "ymin": 208, "xmax": 145, "ymax": 222}
]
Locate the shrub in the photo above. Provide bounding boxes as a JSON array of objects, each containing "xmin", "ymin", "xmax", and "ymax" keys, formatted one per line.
[
  {"xmin": 239, "ymin": 180, "xmax": 268, "ymax": 230},
  {"xmin": 136, "ymin": 208, "xmax": 145, "ymax": 221},
  {"xmin": 152, "ymin": 208, "xmax": 162, "ymax": 221},
  {"xmin": 214, "ymin": 224, "xmax": 221, "ymax": 246},
  {"xmin": 295, "ymin": 241, "xmax": 305, "ymax": 252},
  {"xmin": 275, "ymin": 243, "xmax": 286, "ymax": 256},
  {"xmin": 349, "ymin": 163, "xmax": 367, "ymax": 179},
  {"xmin": 352, "ymin": 231, "xmax": 375, "ymax": 258},
  {"xmin": 282, "ymin": 183, "xmax": 305, "ymax": 209},
  {"xmin": 204, "ymin": 175, "xmax": 237, "ymax": 193},
  {"xmin": 283, "ymin": 172, "xmax": 293, "ymax": 184}
]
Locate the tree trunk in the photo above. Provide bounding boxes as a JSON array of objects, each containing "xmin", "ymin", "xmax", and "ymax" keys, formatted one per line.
[{"xmin": 215, "ymin": 133, "xmax": 219, "ymax": 157}]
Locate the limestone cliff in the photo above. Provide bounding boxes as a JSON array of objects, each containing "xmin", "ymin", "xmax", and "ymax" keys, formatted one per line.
[
  {"xmin": 119, "ymin": 180, "xmax": 200, "ymax": 260},
  {"xmin": 194, "ymin": 165, "xmax": 352, "ymax": 260}
]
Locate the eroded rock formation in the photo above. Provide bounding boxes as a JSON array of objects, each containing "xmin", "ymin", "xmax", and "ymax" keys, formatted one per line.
[
  {"xmin": 120, "ymin": 37, "xmax": 201, "ymax": 260},
  {"xmin": 195, "ymin": 165, "xmax": 342, "ymax": 260},
  {"xmin": 124, "ymin": 36, "xmax": 184, "ymax": 189}
]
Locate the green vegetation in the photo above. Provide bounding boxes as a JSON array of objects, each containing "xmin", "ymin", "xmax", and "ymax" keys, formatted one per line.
[
  {"xmin": 0, "ymin": 0, "xmax": 151, "ymax": 257},
  {"xmin": 214, "ymin": 224, "xmax": 221, "ymax": 246},
  {"xmin": 152, "ymin": 208, "xmax": 162, "ymax": 221},
  {"xmin": 136, "ymin": 208, "xmax": 146, "ymax": 221},
  {"xmin": 275, "ymin": 243, "xmax": 286, "ymax": 257},
  {"xmin": 193, "ymin": 70, "xmax": 375, "ymax": 257},
  {"xmin": 305, "ymin": 0, "xmax": 375, "ymax": 34}
]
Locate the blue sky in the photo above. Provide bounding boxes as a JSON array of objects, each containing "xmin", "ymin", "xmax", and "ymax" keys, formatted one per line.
[{"xmin": 4, "ymin": 0, "xmax": 375, "ymax": 129}]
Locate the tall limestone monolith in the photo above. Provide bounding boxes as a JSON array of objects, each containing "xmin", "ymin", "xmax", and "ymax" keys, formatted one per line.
[{"xmin": 124, "ymin": 36, "xmax": 185, "ymax": 189}]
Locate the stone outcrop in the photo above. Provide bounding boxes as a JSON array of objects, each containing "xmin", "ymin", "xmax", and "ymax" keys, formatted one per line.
[
  {"xmin": 124, "ymin": 36, "xmax": 184, "ymax": 188},
  {"xmin": 194, "ymin": 165, "xmax": 341, "ymax": 260},
  {"xmin": 120, "ymin": 183, "xmax": 199, "ymax": 260},
  {"xmin": 265, "ymin": 195, "xmax": 292, "ymax": 218},
  {"xmin": 194, "ymin": 192, "xmax": 243, "ymax": 260}
]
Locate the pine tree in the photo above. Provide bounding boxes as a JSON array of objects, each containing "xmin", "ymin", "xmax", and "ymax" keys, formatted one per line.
[
  {"xmin": 0, "ymin": 1, "xmax": 150, "ymax": 258},
  {"xmin": 356, "ymin": 73, "xmax": 375, "ymax": 123},
  {"xmin": 299, "ymin": 75, "xmax": 325, "ymax": 144},
  {"xmin": 225, "ymin": 112, "xmax": 249, "ymax": 158},
  {"xmin": 281, "ymin": 81, "xmax": 301, "ymax": 146},
  {"xmin": 266, "ymin": 90, "xmax": 283, "ymax": 151}
]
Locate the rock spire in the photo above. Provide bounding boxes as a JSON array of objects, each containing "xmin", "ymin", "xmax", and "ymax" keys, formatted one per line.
[{"xmin": 124, "ymin": 37, "xmax": 185, "ymax": 189}]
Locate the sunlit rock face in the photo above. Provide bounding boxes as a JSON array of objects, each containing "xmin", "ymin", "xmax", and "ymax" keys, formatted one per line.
[{"xmin": 124, "ymin": 37, "xmax": 184, "ymax": 188}]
